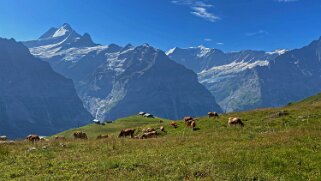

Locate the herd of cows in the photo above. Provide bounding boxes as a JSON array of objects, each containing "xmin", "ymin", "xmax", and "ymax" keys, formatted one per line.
[{"xmin": 0, "ymin": 112, "xmax": 245, "ymax": 143}]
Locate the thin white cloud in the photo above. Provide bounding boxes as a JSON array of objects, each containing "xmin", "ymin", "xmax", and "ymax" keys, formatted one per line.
[
  {"xmin": 172, "ymin": 0, "xmax": 220, "ymax": 22},
  {"xmin": 216, "ymin": 42, "xmax": 224, "ymax": 45},
  {"xmin": 276, "ymin": 0, "xmax": 298, "ymax": 2},
  {"xmin": 246, "ymin": 30, "xmax": 269, "ymax": 37},
  {"xmin": 204, "ymin": 38, "xmax": 212, "ymax": 42},
  {"xmin": 191, "ymin": 7, "xmax": 220, "ymax": 22}
]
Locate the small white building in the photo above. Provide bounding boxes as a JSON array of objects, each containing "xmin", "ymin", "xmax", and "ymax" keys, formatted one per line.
[{"xmin": 138, "ymin": 112, "xmax": 146, "ymax": 116}]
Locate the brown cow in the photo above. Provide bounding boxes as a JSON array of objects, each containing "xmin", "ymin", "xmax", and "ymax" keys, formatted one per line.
[
  {"xmin": 133, "ymin": 136, "xmax": 142, "ymax": 139},
  {"xmin": 184, "ymin": 116, "xmax": 195, "ymax": 127},
  {"xmin": 96, "ymin": 134, "xmax": 109, "ymax": 139},
  {"xmin": 159, "ymin": 120, "xmax": 164, "ymax": 123},
  {"xmin": 170, "ymin": 121, "xmax": 178, "ymax": 128},
  {"xmin": 118, "ymin": 129, "xmax": 135, "ymax": 138},
  {"xmin": 191, "ymin": 121, "xmax": 196, "ymax": 131},
  {"xmin": 54, "ymin": 136, "xmax": 66, "ymax": 141},
  {"xmin": 184, "ymin": 116, "xmax": 194, "ymax": 122},
  {"xmin": 208, "ymin": 112, "xmax": 219, "ymax": 118},
  {"xmin": 228, "ymin": 117, "xmax": 244, "ymax": 127},
  {"xmin": 73, "ymin": 131, "xmax": 88, "ymax": 139},
  {"xmin": 141, "ymin": 131, "xmax": 157, "ymax": 139},
  {"xmin": 26, "ymin": 134, "xmax": 40, "ymax": 142},
  {"xmin": 185, "ymin": 120, "xmax": 192, "ymax": 127},
  {"xmin": 160, "ymin": 126, "xmax": 165, "ymax": 132},
  {"xmin": 142, "ymin": 128, "xmax": 156, "ymax": 133}
]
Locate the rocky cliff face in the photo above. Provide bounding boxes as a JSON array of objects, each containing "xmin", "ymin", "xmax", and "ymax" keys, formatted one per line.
[
  {"xmin": 0, "ymin": 38, "xmax": 92, "ymax": 138},
  {"xmin": 24, "ymin": 24, "xmax": 222, "ymax": 120}
]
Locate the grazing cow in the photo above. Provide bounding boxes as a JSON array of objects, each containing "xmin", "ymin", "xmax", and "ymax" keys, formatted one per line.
[
  {"xmin": 142, "ymin": 128, "xmax": 156, "ymax": 133},
  {"xmin": 159, "ymin": 126, "xmax": 167, "ymax": 134},
  {"xmin": 160, "ymin": 126, "xmax": 165, "ymax": 132},
  {"xmin": 170, "ymin": 122, "xmax": 178, "ymax": 128},
  {"xmin": 185, "ymin": 120, "xmax": 192, "ymax": 127},
  {"xmin": 0, "ymin": 136, "xmax": 7, "ymax": 141},
  {"xmin": 159, "ymin": 120, "xmax": 164, "ymax": 123},
  {"xmin": 191, "ymin": 121, "xmax": 196, "ymax": 131},
  {"xmin": 184, "ymin": 116, "xmax": 194, "ymax": 122},
  {"xmin": 54, "ymin": 136, "xmax": 66, "ymax": 141},
  {"xmin": 133, "ymin": 136, "xmax": 142, "ymax": 139},
  {"xmin": 73, "ymin": 131, "xmax": 88, "ymax": 139},
  {"xmin": 118, "ymin": 129, "xmax": 135, "ymax": 138},
  {"xmin": 208, "ymin": 112, "xmax": 219, "ymax": 118},
  {"xmin": 96, "ymin": 134, "xmax": 109, "ymax": 139},
  {"xmin": 184, "ymin": 116, "xmax": 195, "ymax": 127},
  {"xmin": 26, "ymin": 134, "xmax": 40, "ymax": 142},
  {"xmin": 228, "ymin": 117, "xmax": 244, "ymax": 127},
  {"xmin": 141, "ymin": 131, "xmax": 157, "ymax": 139}
]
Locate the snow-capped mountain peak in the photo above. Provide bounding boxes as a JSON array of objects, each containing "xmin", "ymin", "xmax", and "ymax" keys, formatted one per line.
[
  {"xmin": 197, "ymin": 44, "xmax": 208, "ymax": 49},
  {"xmin": 167, "ymin": 46, "xmax": 221, "ymax": 59},
  {"xmin": 24, "ymin": 23, "xmax": 98, "ymax": 60},
  {"xmin": 167, "ymin": 45, "xmax": 284, "ymax": 112},
  {"xmin": 52, "ymin": 23, "xmax": 72, "ymax": 38},
  {"xmin": 196, "ymin": 45, "xmax": 212, "ymax": 57},
  {"xmin": 120, "ymin": 44, "xmax": 135, "ymax": 52},
  {"xmin": 23, "ymin": 24, "xmax": 222, "ymax": 121},
  {"xmin": 142, "ymin": 43, "xmax": 151, "ymax": 47},
  {"xmin": 39, "ymin": 23, "xmax": 75, "ymax": 40},
  {"xmin": 266, "ymin": 49, "xmax": 287, "ymax": 55}
]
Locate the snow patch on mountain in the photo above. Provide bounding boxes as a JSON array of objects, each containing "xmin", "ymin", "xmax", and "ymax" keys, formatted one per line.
[
  {"xmin": 198, "ymin": 60, "xmax": 269, "ymax": 84},
  {"xmin": 199, "ymin": 60, "xmax": 269, "ymax": 78},
  {"xmin": 266, "ymin": 49, "xmax": 287, "ymax": 55},
  {"xmin": 52, "ymin": 26, "xmax": 69, "ymax": 38},
  {"xmin": 166, "ymin": 47, "xmax": 177, "ymax": 56},
  {"xmin": 196, "ymin": 45, "xmax": 212, "ymax": 57},
  {"xmin": 105, "ymin": 52, "xmax": 126, "ymax": 75},
  {"xmin": 30, "ymin": 44, "xmax": 108, "ymax": 62}
]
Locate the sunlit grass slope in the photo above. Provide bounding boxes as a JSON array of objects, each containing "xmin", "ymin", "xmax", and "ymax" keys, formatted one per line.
[{"xmin": 1, "ymin": 94, "xmax": 321, "ymax": 180}]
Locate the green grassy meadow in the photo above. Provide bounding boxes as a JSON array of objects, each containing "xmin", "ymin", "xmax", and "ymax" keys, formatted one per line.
[{"xmin": 1, "ymin": 94, "xmax": 321, "ymax": 180}]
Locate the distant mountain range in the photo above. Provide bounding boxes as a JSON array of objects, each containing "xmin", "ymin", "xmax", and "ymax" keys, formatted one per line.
[
  {"xmin": 0, "ymin": 38, "xmax": 92, "ymax": 138},
  {"xmin": 257, "ymin": 37, "xmax": 321, "ymax": 108},
  {"xmin": 167, "ymin": 46, "xmax": 285, "ymax": 112},
  {"xmin": 23, "ymin": 24, "xmax": 222, "ymax": 120},
  {"xmin": 168, "ymin": 39, "xmax": 321, "ymax": 112},
  {"xmin": 3, "ymin": 22, "xmax": 321, "ymax": 138}
]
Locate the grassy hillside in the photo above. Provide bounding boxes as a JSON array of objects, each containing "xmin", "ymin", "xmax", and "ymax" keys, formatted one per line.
[
  {"xmin": 54, "ymin": 116, "xmax": 173, "ymax": 139},
  {"xmin": 1, "ymin": 95, "xmax": 321, "ymax": 180}
]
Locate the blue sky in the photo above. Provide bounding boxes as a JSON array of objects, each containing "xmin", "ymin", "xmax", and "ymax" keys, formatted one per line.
[{"xmin": 0, "ymin": 0, "xmax": 321, "ymax": 52}]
